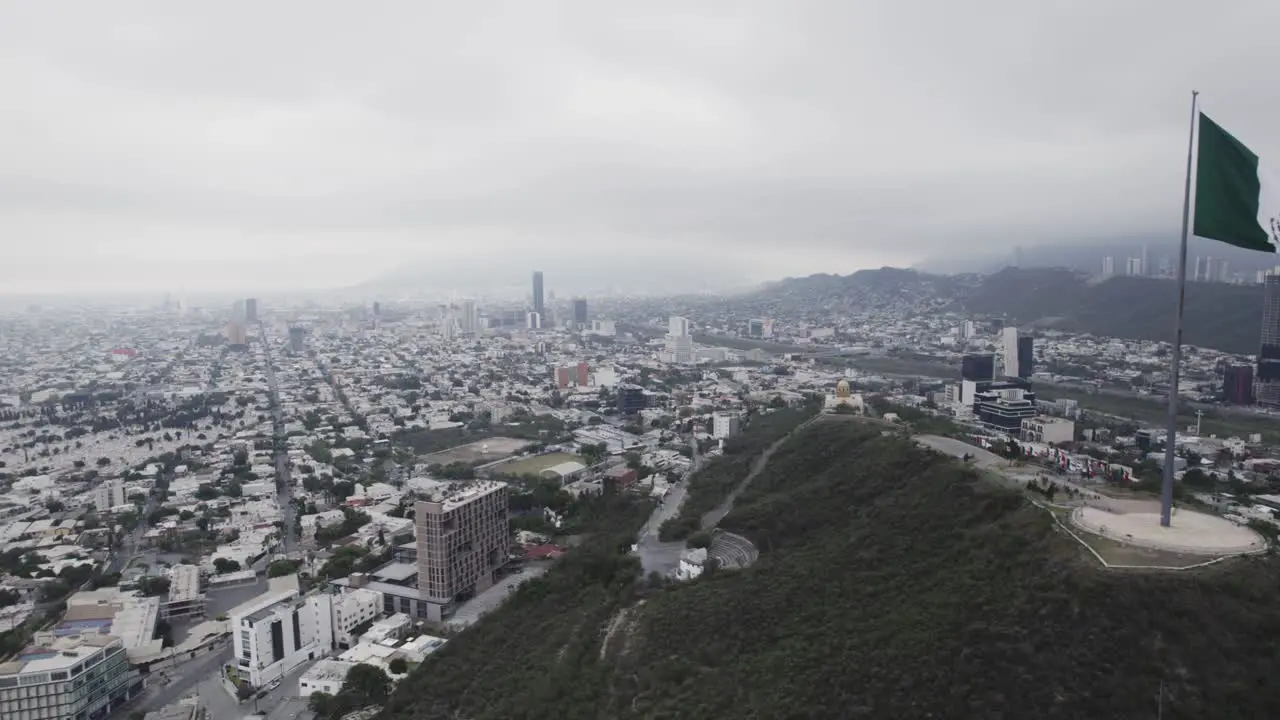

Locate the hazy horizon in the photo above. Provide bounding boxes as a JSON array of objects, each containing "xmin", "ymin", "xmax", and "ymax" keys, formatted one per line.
[{"xmin": 4, "ymin": 2, "xmax": 1279, "ymax": 295}]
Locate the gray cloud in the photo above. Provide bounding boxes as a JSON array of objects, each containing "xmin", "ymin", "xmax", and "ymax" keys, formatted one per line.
[{"xmin": 2, "ymin": 1, "xmax": 1278, "ymax": 294}]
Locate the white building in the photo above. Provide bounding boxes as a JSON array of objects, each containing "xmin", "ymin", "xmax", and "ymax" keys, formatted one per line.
[
  {"xmin": 1126, "ymin": 256, "xmax": 1143, "ymax": 276},
  {"xmin": 1102, "ymin": 255, "xmax": 1115, "ymax": 276},
  {"xmin": 589, "ymin": 319, "xmax": 616, "ymax": 337},
  {"xmin": 332, "ymin": 588, "xmax": 381, "ymax": 648},
  {"xmin": 93, "ymin": 480, "xmax": 127, "ymax": 512},
  {"xmin": 1021, "ymin": 416, "xmax": 1076, "ymax": 445},
  {"xmin": 298, "ymin": 658, "xmax": 355, "ymax": 698},
  {"xmin": 661, "ymin": 316, "xmax": 694, "ymax": 364},
  {"xmin": 231, "ymin": 583, "xmax": 334, "ymax": 689},
  {"xmin": 712, "ymin": 412, "xmax": 741, "ymax": 439},
  {"xmin": 300, "ymin": 510, "xmax": 346, "ymax": 539}
]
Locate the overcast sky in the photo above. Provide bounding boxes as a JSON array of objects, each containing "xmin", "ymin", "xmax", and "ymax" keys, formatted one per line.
[{"xmin": 2, "ymin": 1, "xmax": 1278, "ymax": 295}]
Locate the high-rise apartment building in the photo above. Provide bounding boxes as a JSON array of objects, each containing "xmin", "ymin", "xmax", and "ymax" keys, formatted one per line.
[
  {"xmin": 532, "ymin": 272, "xmax": 545, "ymax": 319},
  {"xmin": 415, "ymin": 482, "xmax": 509, "ymax": 622},
  {"xmin": 576, "ymin": 361, "xmax": 589, "ymax": 386},
  {"xmin": 572, "ymin": 298, "xmax": 587, "ymax": 328},
  {"xmin": 1102, "ymin": 256, "xmax": 1115, "ymax": 276},
  {"xmin": 1256, "ymin": 275, "xmax": 1280, "ymax": 407},
  {"xmin": 288, "ymin": 326, "xmax": 305, "ymax": 353},
  {"xmin": 1126, "ymin": 257, "xmax": 1143, "ymax": 276},
  {"xmin": 526, "ymin": 311, "xmax": 541, "ymax": 330},
  {"xmin": 244, "ymin": 298, "xmax": 258, "ymax": 323}
]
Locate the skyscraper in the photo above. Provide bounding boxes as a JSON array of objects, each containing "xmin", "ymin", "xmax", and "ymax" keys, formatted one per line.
[
  {"xmin": 1256, "ymin": 275, "xmax": 1280, "ymax": 407},
  {"xmin": 1101, "ymin": 256, "xmax": 1115, "ymax": 277},
  {"xmin": 244, "ymin": 298, "xmax": 258, "ymax": 323},
  {"xmin": 1126, "ymin": 257, "xmax": 1143, "ymax": 276},
  {"xmin": 459, "ymin": 300, "xmax": 478, "ymax": 335},
  {"xmin": 1001, "ymin": 327, "xmax": 1020, "ymax": 379},
  {"xmin": 1016, "ymin": 336, "xmax": 1034, "ymax": 379},
  {"xmin": 532, "ymin": 271, "xmax": 545, "ymax": 319},
  {"xmin": 572, "ymin": 298, "xmax": 587, "ymax": 328}
]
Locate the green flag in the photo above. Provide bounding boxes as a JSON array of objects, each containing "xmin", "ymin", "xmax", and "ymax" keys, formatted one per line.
[{"xmin": 1194, "ymin": 113, "xmax": 1280, "ymax": 252}]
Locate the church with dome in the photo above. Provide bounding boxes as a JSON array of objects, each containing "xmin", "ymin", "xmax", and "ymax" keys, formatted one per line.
[{"xmin": 824, "ymin": 379, "xmax": 865, "ymax": 414}]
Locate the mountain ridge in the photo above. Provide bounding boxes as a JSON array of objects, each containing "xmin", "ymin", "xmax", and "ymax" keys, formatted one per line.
[{"xmin": 753, "ymin": 266, "xmax": 1263, "ymax": 354}]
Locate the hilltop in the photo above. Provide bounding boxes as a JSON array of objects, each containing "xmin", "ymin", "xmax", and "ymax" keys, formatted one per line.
[
  {"xmin": 378, "ymin": 420, "xmax": 1280, "ymax": 719},
  {"xmin": 753, "ymin": 267, "xmax": 1263, "ymax": 353}
]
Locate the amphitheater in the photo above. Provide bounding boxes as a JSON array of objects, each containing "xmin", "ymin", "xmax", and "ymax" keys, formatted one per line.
[
  {"xmin": 708, "ymin": 530, "xmax": 760, "ymax": 570},
  {"xmin": 1070, "ymin": 497, "xmax": 1265, "ymax": 557}
]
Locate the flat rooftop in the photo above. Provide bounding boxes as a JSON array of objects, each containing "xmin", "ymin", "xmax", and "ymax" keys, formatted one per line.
[
  {"xmin": 370, "ymin": 562, "xmax": 417, "ymax": 584},
  {"xmin": 167, "ymin": 565, "xmax": 203, "ymax": 602},
  {"xmin": 418, "ymin": 480, "xmax": 507, "ymax": 512}
]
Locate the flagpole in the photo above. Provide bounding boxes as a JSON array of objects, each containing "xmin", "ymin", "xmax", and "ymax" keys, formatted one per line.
[{"xmin": 1160, "ymin": 89, "xmax": 1199, "ymax": 528}]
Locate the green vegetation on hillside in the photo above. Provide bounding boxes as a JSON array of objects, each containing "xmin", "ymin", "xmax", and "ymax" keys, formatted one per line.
[
  {"xmin": 379, "ymin": 419, "xmax": 1280, "ymax": 719},
  {"xmin": 658, "ymin": 404, "xmax": 818, "ymax": 541}
]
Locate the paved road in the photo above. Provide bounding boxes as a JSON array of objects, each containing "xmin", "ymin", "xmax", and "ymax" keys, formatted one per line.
[
  {"xmin": 634, "ymin": 436, "xmax": 698, "ymax": 577},
  {"xmin": 128, "ymin": 644, "xmax": 231, "ymax": 716},
  {"xmin": 259, "ymin": 325, "xmax": 295, "ymax": 555}
]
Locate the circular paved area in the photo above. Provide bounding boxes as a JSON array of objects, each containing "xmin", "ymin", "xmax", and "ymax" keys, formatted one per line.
[{"xmin": 1071, "ymin": 505, "xmax": 1265, "ymax": 556}]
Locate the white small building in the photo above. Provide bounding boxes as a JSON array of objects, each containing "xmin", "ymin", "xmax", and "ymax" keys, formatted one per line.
[
  {"xmin": 332, "ymin": 588, "xmax": 381, "ymax": 648},
  {"xmin": 298, "ymin": 658, "xmax": 355, "ymax": 698},
  {"xmin": 1021, "ymin": 416, "xmax": 1075, "ymax": 445},
  {"xmin": 676, "ymin": 547, "xmax": 707, "ymax": 582}
]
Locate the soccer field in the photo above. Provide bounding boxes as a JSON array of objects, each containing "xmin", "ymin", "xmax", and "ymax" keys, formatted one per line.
[{"xmin": 494, "ymin": 452, "xmax": 585, "ymax": 476}]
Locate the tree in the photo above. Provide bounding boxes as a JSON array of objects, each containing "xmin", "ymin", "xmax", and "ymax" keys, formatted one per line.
[
  {"xmin": 212, "ymin": 557, "xmax": 241, "ymax": 574},
  {"xmin": 45, "ymin": 499, "xmax": 64, "ymax": 513},
  {"xmin": 268, "ymin": 559, "xmax": 300, "ymax": 578},
  {"xmin": 309, "ymin": 692, "xmax": 335, "ymax": 715},
  {"xmin": 341, "ymin": 663, "xmax": 391, "ymax": 706},
  {"xmin": 388, "ymin": 657, "xmax": 408, "ymax": 675}
]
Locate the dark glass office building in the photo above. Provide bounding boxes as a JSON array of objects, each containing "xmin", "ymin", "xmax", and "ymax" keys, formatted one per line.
[
  {"xmin": 1224, "ymin": 364, "xmax": 1254, "ymax": 405},
  {"xmin": 617, "ymin": 385, "xmax": 646, "ymax": 415},
  {"xmin": 961, "ymin": 354, "xmax": 995, "ymax": 382},
  {"xmin": 1016, "ymin": 336, "xmax": 1034, "ymax": 378}
]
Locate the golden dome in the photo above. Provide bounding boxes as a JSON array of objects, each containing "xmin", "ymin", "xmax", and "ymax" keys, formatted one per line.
[{"xmin": 835, "ymin": 379, "xmax": 851, "ymax": 398}]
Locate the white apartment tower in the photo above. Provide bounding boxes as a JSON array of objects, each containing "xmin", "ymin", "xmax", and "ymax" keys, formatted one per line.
[
  {"xmin": 1102, "ymin": 256, "xmax": 1115, "ymax": 276},
  {"xmin": 232, "ymin": 586, "xmax": 334, "ymax": 689}
]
